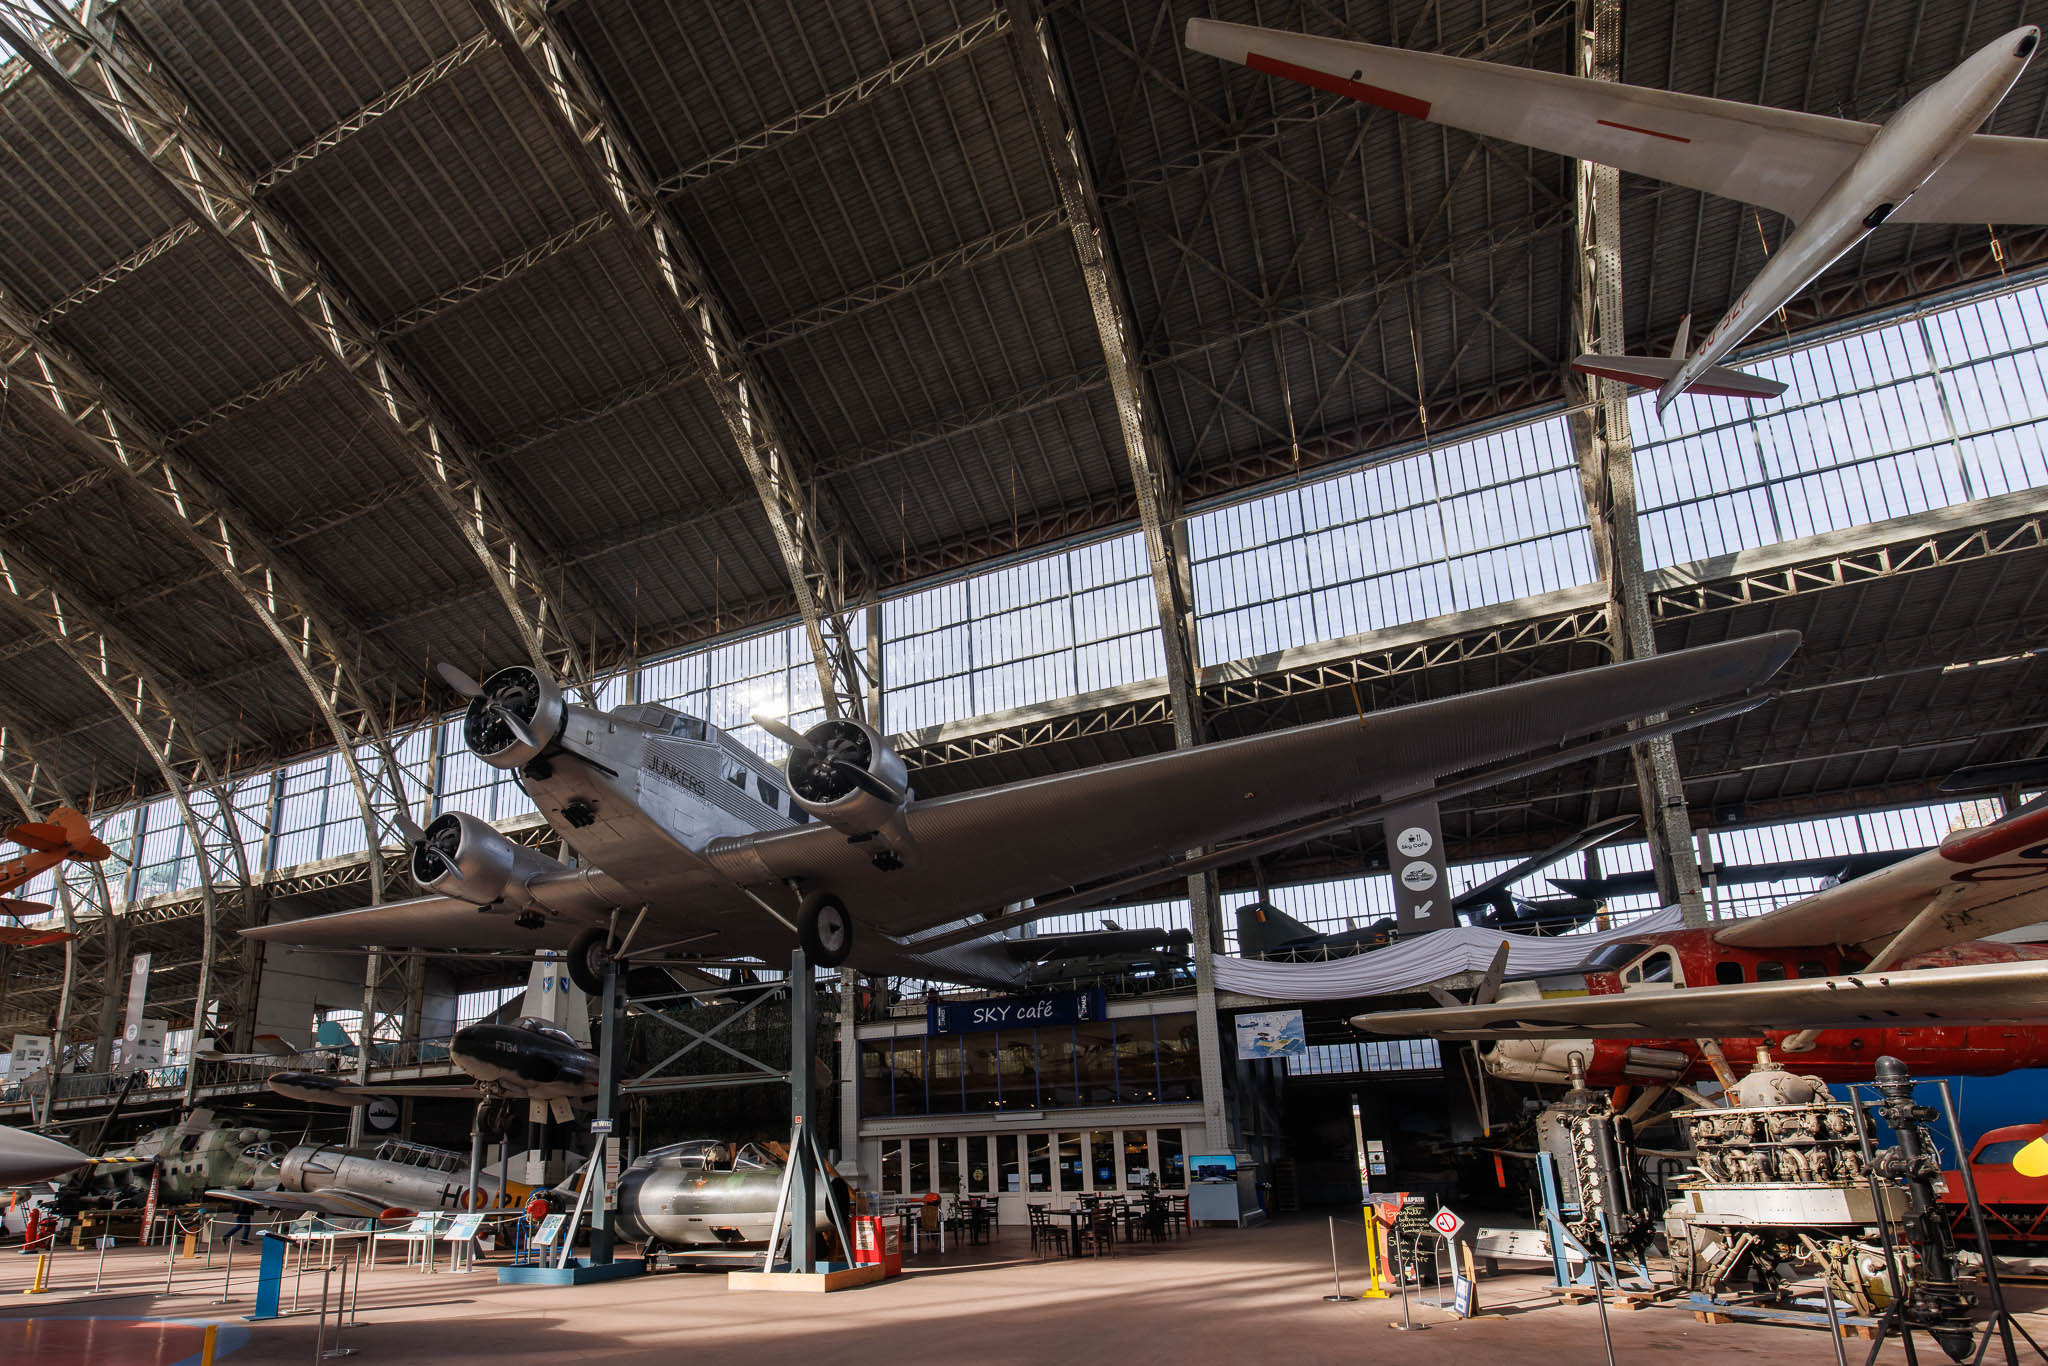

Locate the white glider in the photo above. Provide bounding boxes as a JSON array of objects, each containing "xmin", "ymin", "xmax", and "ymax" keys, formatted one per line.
[{"xmin": 1186, "ymin": 18, "xmax": 2048, "ymax": 410}]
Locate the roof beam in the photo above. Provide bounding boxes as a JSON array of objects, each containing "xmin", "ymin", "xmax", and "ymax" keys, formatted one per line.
[
  {"xmin": 0, "ymin": 279, "xmax": 406, "ymax": 896},
  {"xmin": 656, "ymin": 7, "xmax": 1011, "ymax": 192},
  {"xmin": 1005, "ymin": 0, "xmax": 1228, "ymax": 1143},
  {"xmin": 469, "ymin": 0, "xmax": 876, "ymax": 718},
  {"xmin": 0, "ymin": 0, "xmax": 611, "ymax": 700}
]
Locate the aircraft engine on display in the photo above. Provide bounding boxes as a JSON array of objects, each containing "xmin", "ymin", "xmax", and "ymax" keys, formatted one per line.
[
  {"xmin": 460, "ymin": 666, "xmax": 566, "ymax": 771},
  {"xmin": 1662, "ymin": 1056, "xmax": 1977, "ymax": 1360},
  {"xmin": 610, "ymin": 1141, "xmax": 848, "ymax": 1262},
  {"xmin": 409, "ymin": 811, "xmax": 561, "ymax": 910}
]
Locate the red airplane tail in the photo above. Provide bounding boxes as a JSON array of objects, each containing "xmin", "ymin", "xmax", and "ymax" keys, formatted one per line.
[{"xmin": 3, "ymin": 806, "xmax": 112, "ymax": 862}]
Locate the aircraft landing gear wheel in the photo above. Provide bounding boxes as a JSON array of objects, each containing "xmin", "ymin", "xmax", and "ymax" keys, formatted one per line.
[
  {"xmin": 797, "ymin": 892, "xmax": 852, "ymax": 968},
  {"xmin": 566, "ymin": 925, "xmax": 619, "ymax": 995}
]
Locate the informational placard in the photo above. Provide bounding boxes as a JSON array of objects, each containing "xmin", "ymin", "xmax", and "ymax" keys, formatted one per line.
[
  {"xmin": 443, "ymin": 1213, "xmax": 484, "ymax": 1242},
  {"xmin": 1234, "ymin": 1009, "xmax": 1306, "ymax": 1061},
  {"xmin": 927, "ymin": 988, "xmax": 1107, "ymax": 1035},
  {"xmin": 532, "ymin": 1213, "xmax": 566, "ymax": 1247},
  {"xmin": 7, "ymin": 1032, "xmax": 50, "ymax": 1078},
  {"xmin": 1365, "ymin": 1139, "xmax": 1387, "ymax": 1176},
  {"xmin": 601, "ymin": 1136, "xmax": 620, "ymax": 1206},
  {"xmin": 1453, "ymin": 1274, "xmax": 1474, "ymax": 1318},
  {"xmin": 404, "ymin": 1214, "xmax": 437, "ymax": 1236},
  {"xmin": 1385, "ymin": 801, "xmax": 1450, "ymax": 937}
]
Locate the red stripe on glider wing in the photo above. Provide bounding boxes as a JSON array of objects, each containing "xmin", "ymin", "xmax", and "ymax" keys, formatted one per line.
[
  {"xmin": 1246, "ymin": 52, "xmax": 1431, "ymax": 120},
  {"xmin": 1596, "ymin": 118, "xmax": 1691, "ymax": 144}
]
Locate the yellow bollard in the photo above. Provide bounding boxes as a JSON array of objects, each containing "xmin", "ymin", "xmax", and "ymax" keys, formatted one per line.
[
  {"xmin": 199, "ymin": 1323, "xmax": 219, "ymax": 1365},
  {"xmin": 22, "ymin": 1251, "xmax": 50, "ymax": 1295}
]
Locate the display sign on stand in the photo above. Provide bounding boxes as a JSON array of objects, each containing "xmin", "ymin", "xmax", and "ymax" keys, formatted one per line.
[
  {"xmin": 531, "ymin": 1213, "xmax": 566, "ymax": 1247},
  {"xmin": 444, "ymin": 1214, "xmax": 484, "ymax": 1242}
]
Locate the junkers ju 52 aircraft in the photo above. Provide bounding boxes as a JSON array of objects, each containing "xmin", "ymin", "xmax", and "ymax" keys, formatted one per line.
[
  {"xmin": 247, "ymin": 633, "xmax": 1800, "ymax": 992},
  {"xmin": 1352, "ymin": 798, "xmax": 2048, "ymax": 1087}
]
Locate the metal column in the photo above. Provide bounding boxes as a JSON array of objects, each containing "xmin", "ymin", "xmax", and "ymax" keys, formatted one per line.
[
  {"xmin": 588, "ymin": 959, "xmax": 619, "ymax": 1265},
  {"xmin": 1569, "ymin": 0, "xmax": 1708, "ymax": 927},
  {"xmin": 789, "ymin": 951, "xmax": 815, "ymax": 1275}
]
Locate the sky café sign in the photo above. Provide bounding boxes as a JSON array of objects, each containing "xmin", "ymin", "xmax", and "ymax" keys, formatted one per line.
[{"xmin": 927, "ymin": 988, "xmax": 1109, "ymax": 1036}]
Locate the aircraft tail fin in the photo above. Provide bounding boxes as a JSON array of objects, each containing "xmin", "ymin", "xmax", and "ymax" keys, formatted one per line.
[
  {"xmin": 312, "ymin": 1019, "xmax": 354, "ymax": 1050},
  {"xmin": 1570, "ymin": 352, "xmax": 1787, "ymax": 401},
  {"xmin": 522, "ymin": 952, "xmax": 591, "ymax": 1047},
  {"xmin": 1233, "ymin": 900, "xmax": 1319, "ymax": 957},
  {"xmin": 0, "ymin": 897, "xmax": 55, "ymax": 919}
]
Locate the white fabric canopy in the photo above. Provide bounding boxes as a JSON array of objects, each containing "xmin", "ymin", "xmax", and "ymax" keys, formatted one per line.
[{"xmin": 1210, "ymin": 905, "xmax": 1687, "ymax": 1002}]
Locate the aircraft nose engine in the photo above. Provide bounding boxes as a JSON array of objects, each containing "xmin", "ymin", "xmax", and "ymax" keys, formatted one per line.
[
  {"xmin": 460, "ymin": 666, "xmax": 564, "ymax": 770},
  {"xmin": 783, "ymin": 718, "xmax": 910, "ymax": 830},
  {"xmin": 411, "ymin": 811, "xmax": 520, "ymax": 904}
]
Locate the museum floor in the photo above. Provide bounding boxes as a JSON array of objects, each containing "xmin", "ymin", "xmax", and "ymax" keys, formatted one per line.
[{"xmin": 3, "ymin": 1216, "xmax": 2032, "ymax": 1364}]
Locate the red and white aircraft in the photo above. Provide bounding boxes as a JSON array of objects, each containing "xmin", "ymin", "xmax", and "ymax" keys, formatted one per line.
[
  {"xmin": 1186, "ymin": 18, "xmax": 2048, "ymax": 410},
  {"xmin": 1351, "ymin": 800, "xmax": 2048, "ymax": 1088}
]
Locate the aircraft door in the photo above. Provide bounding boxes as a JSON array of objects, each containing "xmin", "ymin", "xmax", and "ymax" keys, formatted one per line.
[{"xmin": 1619, "ymin": 945, "xmax": 1684, "ymax": 991}]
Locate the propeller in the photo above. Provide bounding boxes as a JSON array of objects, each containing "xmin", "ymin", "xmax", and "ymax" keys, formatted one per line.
[
  {"xmin": 410, "ymin": 816, "xmax": 465, "ymax": 885},
  {"xmin": 435, "ymin": 661, "xmax": 483, "ymax": 698},
  {"xmin": 752, "ymin": 712, "xmax": 904, "ymax": 804},
  {"xmin": 439, "ymin": 661, "xmax": 539, "ymax": 751}
]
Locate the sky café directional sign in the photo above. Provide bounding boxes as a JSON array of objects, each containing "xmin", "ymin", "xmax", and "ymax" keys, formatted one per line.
[{"xmin": 927, "ymin": 988, "xmax": 1109, "ymax": 1036}]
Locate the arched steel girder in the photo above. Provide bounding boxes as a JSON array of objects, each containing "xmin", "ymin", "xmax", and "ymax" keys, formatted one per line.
[
  {"xmin": 0, "ymin": 1, "xmax": 615, "ymax": 701},
  {"xmin": 0, "ymin": 280, "xmax": 413, "ymax": 898},
  {"xmin": 0, "ymin": 728, "xmax": 116, "ymax": 1116},
  {"xmin": 467, "ymin": 0, "xmax": 878, "ymax": 721},
  {"xmin": 0, "ymin": 541, "xmax": 273, "ymax": 1095}
]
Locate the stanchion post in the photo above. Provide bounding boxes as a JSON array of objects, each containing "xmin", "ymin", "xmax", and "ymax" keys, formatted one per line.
[
  {"xmin": 1390, "ymin": 1232, "xmax": 1422, "ymax": 1331},
  {"xmin": 1591, "ymin": 1210, "xmax": 1618, "ymax": 1366},
  {"xmin": 1323, "ymin": 1215, "xmax": 1357, "ymax": 1302},
  {"xmin": 211, "ymin": 1236, "xmax": 235, "ymax": 1305},
  {"xmin": 94, "ymin": 1235, "xmax": 109, "ymax": 1292},
  {"xmin": 313, "ymin": 1265, "xmax": 331, "ymax": 1365},
  {"xmin": 164, "ymin": 1228, "xmax": 178, "ymax": 1294}
]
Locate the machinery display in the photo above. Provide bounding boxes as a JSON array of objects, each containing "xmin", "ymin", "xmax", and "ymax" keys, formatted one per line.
[{"xmin": 1660, "ymin": 1055, "xmax": 1976, "ymax": 1357}]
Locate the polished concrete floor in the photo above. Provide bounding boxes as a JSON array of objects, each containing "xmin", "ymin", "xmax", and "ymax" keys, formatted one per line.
[{"xmin": 2, "ymin": 1217, "xmax": 2034, "ymax": 1363}]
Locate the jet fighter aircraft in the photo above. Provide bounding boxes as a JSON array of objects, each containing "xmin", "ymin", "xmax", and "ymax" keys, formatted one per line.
[
  {"xmin": 1186, "ymin": 18, "xmax": 2048, "ymax": 409},
  {"xmin": 246, "ymin": 633, "xmax": 1798, "ymax": 992},
  {"xmin": 1352, "ymin": 800, "xmax": 2048, "ymax": 1086},
  {"xmin": 207, "ymin": 1137, "xmax": 528, "ymax": 1218}
]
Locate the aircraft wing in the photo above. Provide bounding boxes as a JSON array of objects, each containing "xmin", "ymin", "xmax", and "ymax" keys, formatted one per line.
[
  {"xmin": 1713, "ymin": 803, "xmax": 2048, "ymax": 954},
  {"xmin": 1351, "ymin": 959, "xmax": 2048, "ymax": 1040},
  {"xmin": 241, "ymin": 874, "xmax": 611, "ymax": 952},
  {"xmin": 709, "ymin": 632, "xmax": 1797, "ymax": 938},
  {"xmin": 1891, "ymin": 135, "xmax": 2048, "ymax": 224},
  {"xmin": 1184, "ymin": 19, "xmax": 1873, "ymax": 222},
  {"xmin": 204, "ymin": 1187, "xmax": 390, "ymax": 1218},
  {"xmin": 268, "ymin": 1072, "xmax": 479, "ymax": 1106}
]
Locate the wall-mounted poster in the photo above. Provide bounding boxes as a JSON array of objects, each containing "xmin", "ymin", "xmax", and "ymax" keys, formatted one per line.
[{"xmin": 1234, "ymin": 1009, "xmax": 1305, "ymax": 1061}]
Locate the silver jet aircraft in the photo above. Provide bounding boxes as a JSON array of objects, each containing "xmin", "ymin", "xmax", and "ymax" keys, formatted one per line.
[{"xmin": 246, "ymin": 633, "xmax": 1799, "ymax": 992}]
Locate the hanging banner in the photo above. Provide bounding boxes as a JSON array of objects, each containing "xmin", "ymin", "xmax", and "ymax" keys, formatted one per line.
[
  {"xmin": 926, "ymin": 988, "xmax": 1107, "ymax": 1035},
  {"xmin": 126, "ymin": 1019, "xmax": 167, "ymax": 1072},
  {"xmin": 117, "ymin": 953, "xmax": 151, "ymax": 1074}
]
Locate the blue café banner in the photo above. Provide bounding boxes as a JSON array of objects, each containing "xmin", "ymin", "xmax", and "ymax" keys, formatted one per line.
[{"xmin": 926, "ymin": 988, "xmax": 1109, "ymax": 1036}]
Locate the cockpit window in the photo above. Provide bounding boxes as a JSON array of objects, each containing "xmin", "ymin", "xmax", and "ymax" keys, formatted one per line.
[
  {"xmin": 1621, "ymin": 947, "xmax": 1681, "ymax": 986},
  {"xmin": 755, "ymin": 775, "xmax": 780, "ymax": 810},
  {"xmin": 669, "ymin": 715, "xmax": 706, "ymax": 741}
]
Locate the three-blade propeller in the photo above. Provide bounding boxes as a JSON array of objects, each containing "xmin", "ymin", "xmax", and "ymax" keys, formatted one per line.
[
  {"xmin": 751, "ymin": 712, "xmax": 902, "ymax": 804},
  {"xmin": 437, "ymin": 661, "xmax": 539, "ymax": 750}
]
